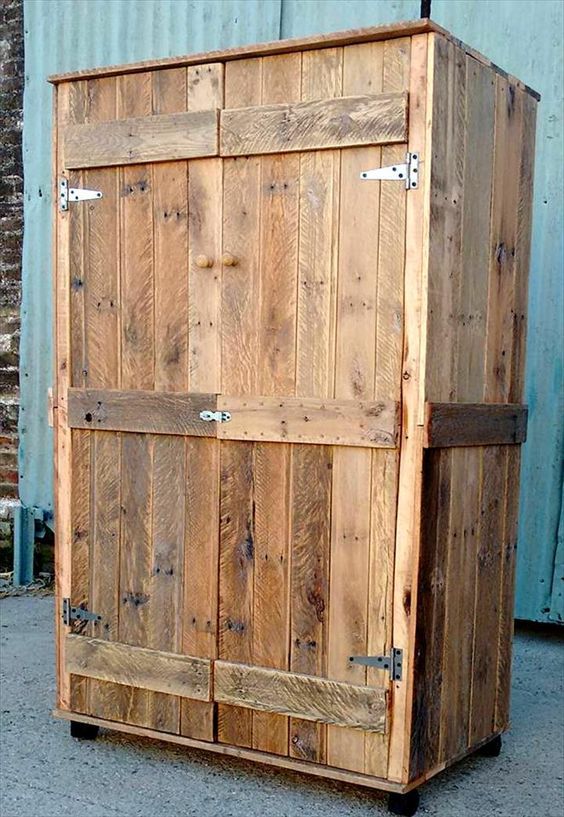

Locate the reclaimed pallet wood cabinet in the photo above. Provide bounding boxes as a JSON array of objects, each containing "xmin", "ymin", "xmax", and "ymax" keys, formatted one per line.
[{"xmin": 50, "ymin": 19, "xmax": 538, "ymax": 815}]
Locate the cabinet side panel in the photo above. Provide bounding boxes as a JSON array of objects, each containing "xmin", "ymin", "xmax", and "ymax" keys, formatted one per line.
[{"xmin": 412, "ymin": 34, "xmax": 537, "ymax": 782}]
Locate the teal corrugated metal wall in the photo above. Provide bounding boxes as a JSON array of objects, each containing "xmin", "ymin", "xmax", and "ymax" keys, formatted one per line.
[{"xmin": 21, "ymin": 0, "xmax": 563, "ymax": 621}]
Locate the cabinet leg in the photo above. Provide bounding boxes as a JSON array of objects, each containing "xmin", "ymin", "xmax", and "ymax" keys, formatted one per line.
[
  {"xmin": 70, "ymin": 720, "xmax": 99, "ymax": 740},
  {"xmin": 388, "ymin": 789, "xmax": 420, "ymax": 816},
  {"xmin": 476, "ymin": 734, "xmax": 502, "ymax": 757}
]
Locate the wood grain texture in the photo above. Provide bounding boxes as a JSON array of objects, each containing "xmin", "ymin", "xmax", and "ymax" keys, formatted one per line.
[
  {"xmin": 68, "ymin": 387, "xmax": 215, "ymax": 436},
  {"xmin": 217, "ymin": 55, "xmax": 263, "ymax": 751},
  {"xmin": 220, "ymin": 92, "xmax": 407, "ymax": 156},
  {"xmin": 55, "ymin": 709, "xmax": 408, "ymax": 795},
  {"xmin": 66, "ymin": 635, "xmax": 211, "ymax": 700},
  {"xmin": 64, "ymin": 109, "xmax": 218, "ymax": 168},
  {"xmin": 217, "ymin": 395, "xmax": 398, "ymax": 448},
  {"xmin": 215, "ymin": 662, "xmax": 387, "ymax": 732},
  {"xmin": 181, "ymin": 61, "xmax": 224, "ymax": 743},
  {"xmin": 424, "ymin": 403, "xmax": 528, "ymax": 448},
  {"xmin": 48, "ymin": 20, "xmax": 539, "ymax": 104}
]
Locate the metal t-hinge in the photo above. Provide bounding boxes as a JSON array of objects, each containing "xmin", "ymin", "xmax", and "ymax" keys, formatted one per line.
[
  {"xmin": 59, "ymin": 178, "xmax": 103, "ymax": 211},
  {"xmin": 349, "ymin": 648, "xmax": 403, "ymax": 681},
  {"xmin": 360, "ymin": 152, "xmax": 419, "ymax": 189},
  {"xmin": 62, "ymin": 598, "xmax": 102, "ymax": 626},
  {"xmin": 199, "ymin": 410, "xmax": 231, "ymax": 423}
]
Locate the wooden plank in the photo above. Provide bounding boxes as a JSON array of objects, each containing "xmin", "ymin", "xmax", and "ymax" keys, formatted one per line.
[
  {"xmin": 68, "ymin": 429, "xmax": 91, "ymax": 714},
  {"xmin": 67, "ymin": 387, "xmax": 215, "ymax": 436},
  {"xmin": 64, "ymin": 109, "xmax": 218, "ymax": 168},
  {"xmin": 438, "ymin": 447, "xmax": 481, "ymax": 760},
  {"xmin": 217, "ymin": 395, "xmax": 398, "ymax": 448},
  {"xmin": 494, "ymin": 446, "xmax": 520, "ymax": 731},
  {"xmin": 289, "ymin": 443, "xmax": 333, "ymax": 762},
  {"xmin": 409, "ymin": 449, "xmax": 451, "ymax": 779},
  {"xmin": 217, "ymin": 56, "xmax": 263, "ymax": 751},
  {"xmin": 250, "ymin": 50, "xmax": 301, "ymax": 758},
  {"xmin": 456, "ymin": 58, "xmax": 495, "ymax": 403},
  {"xmin": 49, "ymin": 21, "xmax": 442, "ymax": 82},
  {"xmin": 220, "ymin": 92, "xmax": 407, "ymax": 156},
  {"xmin": 509, "ymin": 91, "xmax": 537, "ymax": 401},
  {"xmin": 365, "ymin": 34, "xmax": 410, "ymax": 779},
  {"xmin": 387, "ymin": 31, "xmax": 430, "ymax": 784},
  {"xmin": 77, "ymin": 76, "xmax": 122, "ymax": 723},
  {"xmin": 152, "ymin": 69, "xmax": 189, "ymax": 393},
  {"xmin": 469, "ymin": 446, "xmax": 505, "ymax": 745},
  {"xmin": 181, "ymin": 62, "xmax": 224, "ymax": 743},
  {"xmin": 289, "ymin": 45, "xmax": 341, "ymax": 764},
  {"xmin": 54, "ymin": 81, "xmax": 76, "ymax": 711},
  {"xmin": 66, "ymin": 635, "xmax": 211, "ymax": 700},
  {"xmin": 424, "ymin": 402, "xmax": 528, "ymax": 448},
  {"xmin": 327, "ymin": 39, "xmax": 384, "ymax": 775},
  {"xmin": 54, "ymin": 709, "xmax": 408, "ymax": 795},
  {"xmin": 88, "ymin": 430, "xmax": 122, "ymax": 721},
  {"xmin": 217, "ymin": 441, "xmax": 255, "ymax": 748},
  {"xmin": 149, "ymin": 436, "xmax": 185, "ymax": 732},
  {"xmin": 484, "ymin": 77, "xmax": 524, "ymax": 403},
  {"xmin": 215, "ymin": 662, "xmax": 387, "ymax": 732},
  {"xmin": 424, "ymin": 36, "xmax": 466, "ymax": 403}
]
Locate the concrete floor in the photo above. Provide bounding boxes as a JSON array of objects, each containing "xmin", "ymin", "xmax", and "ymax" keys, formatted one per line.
[{"xmin": 0, "ymin": 596, "xmax": 562, "ymax": 817}]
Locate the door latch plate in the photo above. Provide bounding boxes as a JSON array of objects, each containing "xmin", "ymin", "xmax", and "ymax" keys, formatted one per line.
[{"xmin": 199, "ymin": 410, "xmax": 231, "ymax": 423}]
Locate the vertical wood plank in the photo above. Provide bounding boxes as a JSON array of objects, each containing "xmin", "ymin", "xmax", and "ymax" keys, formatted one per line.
[
  {"xmin": 116, "ymin": 71, "xmax": 154, "ymax": 727},
  {"xmin": 388, "ymin": 31, "xmax": 430, "ymax": 783},
  {"xmin": 469, "ymin": 445, "xmax": 505, "ymax": 745},
  {"xmin": 69, "ymin": 429, "xmax": 90, "ymax": 713},
  {"xmin": 88, "ymin": 430, "xmax": 122, "ymax": 720},
  {"xmin": 150, "ymin": 66, "xmax": 189, "ymax": 736},
  {"xmin": 251, "ymin": 52, "xmax": 301, "ymax": 757},
  {"xmin": 424, "ymin": 37, "xmax": 466, "ymax": 402},
  {"xmin": 80, "ymin": 75, "xmax": 122, "ymax": 722},
  {"xmin": 181, "ymin": 62, "xmax": 224, "ymax": 742},
  {"xmin": 218, "ymin": 57, "xmax": 263, "ymax": 747},
  {"xmin": 68, "ymin": 82, "xmax": 88, "ymax": 389},
  {"xmin": 289, "ymin": 45, "xmax": 341, "ymax": 764},
  {"xmin": 365, "ymin": 36, "xmax": 410, "ymax": 778},
  {"xmin": 328, "ymin": 40, "xmax": 384, "ymax": 775},
  {"xmin": 484, "ymin": 77, "xmax": 524, "ymax": 403},
  {"xmin": 218, "ymin": 441, "xmax": 255, "ymax": 747}
]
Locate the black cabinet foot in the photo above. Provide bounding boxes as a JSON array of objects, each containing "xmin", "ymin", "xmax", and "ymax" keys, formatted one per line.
[
  {"xmin": 388, "ymin": 789, "xmax": 420, "ymax": 816},
  {"xmin": 477, "ymin": 734, "xmax": 502, "ymax": 757},
  {"xmin": 70, "ymin": 720, "xmax": 99, "ymax": 740}
]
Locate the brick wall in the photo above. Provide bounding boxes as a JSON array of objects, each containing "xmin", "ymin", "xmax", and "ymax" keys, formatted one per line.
[{"xmin": 0, "ymin": 0, "xmax": 23, "ymax": 506}]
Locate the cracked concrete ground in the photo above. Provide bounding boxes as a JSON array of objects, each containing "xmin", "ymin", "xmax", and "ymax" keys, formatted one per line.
[{"xmin": 0, "ymin": 596, "xmax": 563, "ymax": 817}]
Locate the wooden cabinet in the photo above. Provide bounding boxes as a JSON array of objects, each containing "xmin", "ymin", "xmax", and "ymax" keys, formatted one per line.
[{"xmin": 51, "ymin": 19, "xmax": 538, "ymax": 813}]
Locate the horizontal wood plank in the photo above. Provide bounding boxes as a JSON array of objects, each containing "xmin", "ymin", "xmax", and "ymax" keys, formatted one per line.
[
  {"xmin": 64, "ymin": 110, "xmax": 218, "ymax": 168},
  {"xmin": 424, "ymin": 402, "xmax": 528, "ymax": 448},
  {"xmin": 217, "ymin": 395, "xmax": 399, "ymax": 447},
  {"xmin": 68, "ymin": 388, "xmax": 216, "ymax": 436},
  {"xmin": 65, "ymin": 635, "xmax": 212, "ymax": 701},
  {"xmin": 220, "ymin": 93, "xmax": 408, "ymax": 156},
  {"xmin": 214, "ymin": 661, "xmax": 387, "ymax": 732}
]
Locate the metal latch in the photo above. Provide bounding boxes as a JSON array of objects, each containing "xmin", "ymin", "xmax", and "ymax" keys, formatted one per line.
[
  {"xmin": 59, "ymin": 178, "xmax": 103, "ymax": 211},
  {"xmin": 199, "ymin": 410, "xmax": 231, "ymax": 423},
  {"xmin": 62, "ymin": 598, "xmax": 102, "ymax": 626},
  {"xmin": 349, "ymin": 648, "xmax": 403, "ymax": 681},
  {"xmin": 360, "ymin": 152, "xmax": 419, "ymax": 189}
]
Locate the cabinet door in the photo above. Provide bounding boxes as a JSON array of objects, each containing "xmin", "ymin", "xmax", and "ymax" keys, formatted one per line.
[{"xmin": 56, "ymin": 38, "xmax": 411, "ymax": 777}]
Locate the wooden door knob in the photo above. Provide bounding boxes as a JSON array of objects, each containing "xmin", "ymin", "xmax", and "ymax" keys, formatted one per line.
[
  {"xmin": 195, "ymin": 254, "xmax": 214, "ymax": 268},
  {"xmin": 222, "ymin": 252, "xmax": 239, "ymax": 267}
]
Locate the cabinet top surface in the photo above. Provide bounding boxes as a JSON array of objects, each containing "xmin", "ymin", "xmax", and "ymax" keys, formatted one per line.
[{"xmin": 48, "ymin": 18, "xmax": 539, "ymax": 99}]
